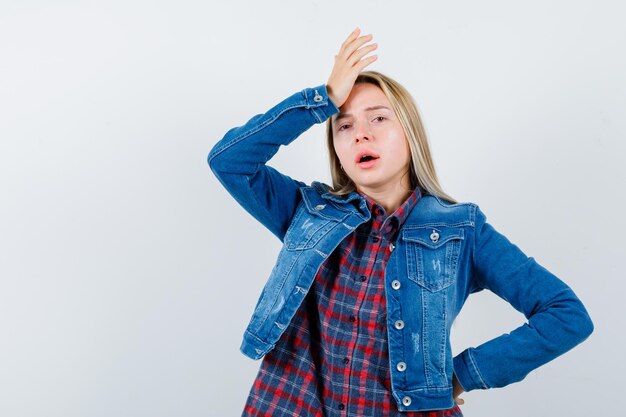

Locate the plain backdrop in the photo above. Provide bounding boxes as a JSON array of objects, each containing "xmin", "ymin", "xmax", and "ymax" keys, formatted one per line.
[{"xmin": 1, "ymin": 1, "xmax": 625, "ymax": 416}]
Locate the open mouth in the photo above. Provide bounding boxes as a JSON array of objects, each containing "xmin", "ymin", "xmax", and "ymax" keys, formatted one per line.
[
  {"xmin": 359, "ymin": 155, "xmax": 378, "ymax": 163},
  {"xmin": 357, "ymin": 155, "xmax": 380, "ymax": 168}
]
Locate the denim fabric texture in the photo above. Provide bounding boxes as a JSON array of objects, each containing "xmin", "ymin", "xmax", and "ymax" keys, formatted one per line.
[{"xmin": 207, "ymin": 83, "xmax": 594, "ymax": 412}]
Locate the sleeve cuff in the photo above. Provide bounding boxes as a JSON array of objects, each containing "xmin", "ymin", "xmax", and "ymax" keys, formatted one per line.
[
  {"xmin": 303, "ymin": 83, "xmax": 340, "ymax": 123},
  {"xmin": 453, "ymin": 348, "xmax": 490, "ymax": 392}
]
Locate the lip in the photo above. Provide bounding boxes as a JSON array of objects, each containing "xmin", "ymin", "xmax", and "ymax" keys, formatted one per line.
[
  {"xmin": 356, "ymin": 158, "xmax": 379, "ymax": 169},
  {"xmin": 354, "ymin": 150, "xmax": 380, "ymax": 164}
]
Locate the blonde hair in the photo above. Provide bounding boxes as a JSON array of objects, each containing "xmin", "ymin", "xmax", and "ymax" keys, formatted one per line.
[{"xmin": 325, "ymin": 70, "xmax": 457, "ymax": 204}]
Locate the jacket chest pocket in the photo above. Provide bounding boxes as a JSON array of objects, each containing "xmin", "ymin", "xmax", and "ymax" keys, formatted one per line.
[
  {"xmin": 284, "ymin": 203, "xmax": 349, "ymax": 251},
  {"xmin": 402, "ymin": 226, "xmax": 464, "ymax": 292}
]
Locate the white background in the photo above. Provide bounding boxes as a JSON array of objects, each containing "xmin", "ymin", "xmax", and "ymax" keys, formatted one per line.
[{"xmin": 1, "ymin": 1, "xmax": 624, "ymax": 416}]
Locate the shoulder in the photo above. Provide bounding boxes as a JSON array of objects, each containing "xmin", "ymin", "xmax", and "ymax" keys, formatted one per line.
[
  {"xmin": 310, "ymin": 181, "xmax": 331, "ymax": 194},
  {"xmin": 413, "ymin": 193, "xmax": 480, "ymax": 227}
]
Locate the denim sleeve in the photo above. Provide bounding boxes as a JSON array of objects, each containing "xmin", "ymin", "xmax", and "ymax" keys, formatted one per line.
[
  {"xmin": 207, "ymin": 84, "xmax": 339, "ymax": 242},
  {"xmin": 452, "ymin": 205, "xmax": 594, "ymax": 392}
]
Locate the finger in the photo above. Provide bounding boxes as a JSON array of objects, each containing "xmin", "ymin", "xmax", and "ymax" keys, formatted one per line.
[
  {"xmin": 354, "ymin": 54, "xmax": 378, "ymax": 71},
  {"xmin": 339, "ymin": 33, "xmax": 373, "ymax": 59},
  {"xmin": 339, "ymin": 27, "xmax": 361, "ymax": 50},
  {"xmin": 348, "ymin": 43, "xmax": 378, "ymax": 66},
  {"xmin": 345, "ymin": 34, "xmax": 374, "ymax": 57},
  {"xmin": 455, "ymin": 397, "xmax": 465, "ymax": 405}
]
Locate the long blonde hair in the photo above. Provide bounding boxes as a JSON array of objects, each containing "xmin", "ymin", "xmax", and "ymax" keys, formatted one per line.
[{"xmin": 325, "ymin": 71, "xmax": 457, "ymax": 204}]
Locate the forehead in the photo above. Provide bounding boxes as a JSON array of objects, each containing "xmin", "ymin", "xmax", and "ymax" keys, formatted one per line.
[{"xmin": 332, "ymin": 83, "xmax": 391, "ymax": 123}]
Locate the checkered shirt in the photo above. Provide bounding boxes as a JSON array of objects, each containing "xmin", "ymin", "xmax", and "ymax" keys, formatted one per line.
[{"xmin": 242, "ymin": 186, "xmax": 463, "ymax": 417}]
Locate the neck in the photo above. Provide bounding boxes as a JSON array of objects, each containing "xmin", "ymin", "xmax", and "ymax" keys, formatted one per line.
[{"xmin": 358, "ymin": 183, "xmax": 413, "ymax": 215}]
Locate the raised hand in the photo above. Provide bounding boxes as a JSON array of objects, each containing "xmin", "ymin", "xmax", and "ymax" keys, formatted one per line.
[{"xmin": 326, "ymin": 27, "xmax": 378, "ymax": 108}]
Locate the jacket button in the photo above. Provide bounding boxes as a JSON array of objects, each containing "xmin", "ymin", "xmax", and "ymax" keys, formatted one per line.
[
  {"xmin": 397, "ymin": 362, "xmax": 406, "ymax": 372},
  {"xmin": 313, "ymin": 90, "xmax": 323, "ymax": 102},
  {"xmin": 389, "ymin": 242, "xmax": 395, "ymax": 252},
  {"xmin": 391, "ymin": 280, "xmax": 401, "ymax": 290},
  {"xmin": 394, "ymin": 320, "xmax": 405, "ymax": 330},
  {"xmin": 430, "ymin": 230, "xmax": 440, "ymax": 242},
  {"xmin": 402, "ymin": 396, "xmax": 412, "ymax": 406},
  {"xmin": 314, "ymin": 204, "xmax": 326, "ymax": 210}
]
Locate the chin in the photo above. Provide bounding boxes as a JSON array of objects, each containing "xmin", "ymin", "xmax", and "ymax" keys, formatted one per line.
[{"xmin": 354, "ymin": 179, "xmax": 388, "ymax": 190}]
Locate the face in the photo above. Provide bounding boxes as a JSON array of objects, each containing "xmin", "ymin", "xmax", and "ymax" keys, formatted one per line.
[{"xmin": 331, "ymin": 83, "xmax": 411, "ymax": 194}]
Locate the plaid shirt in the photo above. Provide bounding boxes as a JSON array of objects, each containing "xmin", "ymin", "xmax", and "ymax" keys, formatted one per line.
[{"xmin": 243, "ymin": 186, "xmax": 463, "ymax": 417}]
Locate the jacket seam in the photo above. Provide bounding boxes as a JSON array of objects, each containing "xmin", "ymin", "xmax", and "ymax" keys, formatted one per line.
[
  {"xmin": 245, "ymin": 328, "xmax": 273, "ymax": 347},
  {"xmin": 471, "ymin": 204, "xmax": 484, "ymax": 290},
  {"xmin": 208, "ymin": 98, "xmax": 309, "ymax": 164},
  {"xmin": 467, "ymin": 348, "xmax": 489, "ymax": 389}
]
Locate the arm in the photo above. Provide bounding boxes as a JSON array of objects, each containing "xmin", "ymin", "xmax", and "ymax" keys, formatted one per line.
[
  {"xmin": 207, "ymin": 84, "xmax": 339, "ymax": 242},
  {"xmin": 453, "ymin": 205, "xmax": 594, "ymax": 392},
  {"xmin": 208, "ymin": 27, "xmax": 378, "ymax": 242}
]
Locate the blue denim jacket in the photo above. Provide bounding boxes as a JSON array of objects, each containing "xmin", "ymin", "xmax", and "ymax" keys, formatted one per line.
[{"xmin": 207, "ymin": 83, "xmax": 594, "ymax": 412}]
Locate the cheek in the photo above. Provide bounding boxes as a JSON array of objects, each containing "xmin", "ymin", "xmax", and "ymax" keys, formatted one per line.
[
  {"xmin": 389, "ymin": 131, "xmax": 408, "ymax": 153},
  {"xmin": 333, "ymin": 140, "xmax": 349, "ymax": 163},
  {"xmin": 393, "ymin": 134, "xmax": 411, "ymax": 166}
]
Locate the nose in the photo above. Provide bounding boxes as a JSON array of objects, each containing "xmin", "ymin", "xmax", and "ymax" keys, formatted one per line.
[{"xmin": 354, "ymin": 120, "xmax": 372, "ymax": 142}]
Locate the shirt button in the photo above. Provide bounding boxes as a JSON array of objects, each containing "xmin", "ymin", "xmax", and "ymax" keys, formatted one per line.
[
  {"xmin": 338, "ymin": 403, "xmax": 345, "ymax": 410},
  {"xmin": 397, "ymin": 362, "xmax": 407, "ymax": 372},
  {"xmin": 402, "ymin": 396, "xmax": 412, "ymax": 406},
  {"xmin": 372, "ymin": 235, "xmax": 380, "ymax": 242},
  {"xmin": 349, "ymin": 315, "xmax": 356, "ymax": 323},
  {"xmin": 394, "ymin": 320, "xmax": 405, "ymax": 330},
  {"xmin": 343, "ymin": 357, "xmax": 349, "ymax": 364},
  {"xmin": 359, "ymin": 275, "xmax": 367, "ymax": 282},
  {"xmin": 391, "ymin": 280, "xmax": 401, "ymax": 290}
]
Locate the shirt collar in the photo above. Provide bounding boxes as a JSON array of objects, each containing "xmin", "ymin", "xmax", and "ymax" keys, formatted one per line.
[{"xmin": 360, "ymin": 185, "xmax": 422, "ymax": 239}]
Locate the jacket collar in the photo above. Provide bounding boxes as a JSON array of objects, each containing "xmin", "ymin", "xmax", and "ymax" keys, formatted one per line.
[
  {"xmin": 311, "ymin": 181, "xmax": 424, "ymax": 221},
  {"xmin": 315, "ymin": 182, "xmax": 363, "ymax": 204},
  {"xmin": 311, "ymin": 181, "xmax": 369, "ymax": 218}
]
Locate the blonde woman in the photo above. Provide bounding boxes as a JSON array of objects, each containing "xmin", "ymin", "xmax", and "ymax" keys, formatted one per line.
[{"xmin": 208, "ymin": 27, "xmax": 593, "ymax": 416}]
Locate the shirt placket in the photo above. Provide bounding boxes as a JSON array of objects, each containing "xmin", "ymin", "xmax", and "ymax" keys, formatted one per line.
[{"xmin": 342, "ymin": 207, "xmax": 398, "ymax": 415}]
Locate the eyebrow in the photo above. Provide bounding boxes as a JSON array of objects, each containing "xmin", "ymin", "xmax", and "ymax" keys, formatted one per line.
[{"xmin": 332, "ymin": 105, "xmax": 392, "ymax": 124}]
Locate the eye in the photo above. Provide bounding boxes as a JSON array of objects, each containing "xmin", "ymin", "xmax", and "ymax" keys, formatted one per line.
[
  {"xmin": 373, "ymin": 116, "xmax": 386, "ymax": 122},
  {"xmin": 338, "ymin": 124, "xmax": 351, "ymax": 131}
]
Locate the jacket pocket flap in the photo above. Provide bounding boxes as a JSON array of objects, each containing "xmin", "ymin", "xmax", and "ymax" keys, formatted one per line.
[{"xmin": 401, "ymin": 226, "xmax": 464, "ymax": 249}]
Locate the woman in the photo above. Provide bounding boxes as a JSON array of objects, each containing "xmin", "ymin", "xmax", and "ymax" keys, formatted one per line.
[{"xmin": 208, "ymin": 27, "xmax": 593, "ymax": 416}]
